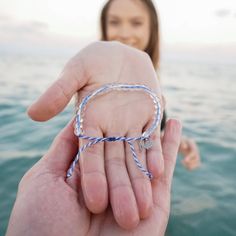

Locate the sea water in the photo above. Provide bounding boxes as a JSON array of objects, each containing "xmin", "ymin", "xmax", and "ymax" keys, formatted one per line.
[{"xmin": 0, "ymin": 52, "xmax": 235, "ymax": 235}]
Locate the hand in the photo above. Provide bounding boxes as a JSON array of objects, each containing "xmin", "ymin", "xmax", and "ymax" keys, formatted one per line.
[
  {"xmin": 6, "ymin": 119, "xmax": 182, "ymax": 236},
  {"xmin": 179, "ymin": 137, "xmax": 201, "ymax": 170},
  {"xmin": 27, "ymin": 41, "xmax": 165, "ymax": 229}
]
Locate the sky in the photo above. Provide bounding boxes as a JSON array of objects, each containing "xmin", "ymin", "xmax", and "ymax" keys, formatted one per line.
[{"xmin": 0, "ymin": 0, "xmax": 236, "ymax": 59}]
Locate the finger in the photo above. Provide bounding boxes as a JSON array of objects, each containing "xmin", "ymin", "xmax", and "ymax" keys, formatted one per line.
[
  {"xmin": 161, "ymin": 94, "xmax": 166, "ymax": 110},
  {"xmin": 80, "ymin": 125, "xmax": 108, "ymax": 214},
  {"xmin": 181, "ymin": 159, "xmax": 200, "ymax": 170},
  {"xmin": 27, "ymin": 57, "xmax": 87, "ymax": 121},
  {"xmin": 105, "ymin": 131, "xmax": 139, "ymax": 230},
  {"xmin": 66, "ymin": 162, "xmax": 81, "ymax": 192},
  {"xmin": 161, "ymin": 119, "xmax": 182, "ymax": 188},
  {"xmin": 144, "ymin": 91, "xmax": 164, "ymax": 179},
  {"xmin": 65, "ymin": 120, "xmax": 82, "ymax": 192},
  {"xmin": 180, "ymin": 137, "xmax": 188, "ymax": 150},
  {"xmin": 188, "ymin": 139, "xmax": 200, "ymax": 159},
  {"xmin": 184, "ymin": 153, "xmax": 198, "ymax": 163},
  {"xmin": 125, "ymin": 130, "xmax": 153, "ymax": 220},
  {"xmin": 182, "ymin": 139, "xmax": 200, "ymax": 162},
  {"xmin": 152, "ymin": 119, "xmax": 181, "ymax": 209},
  {"xmin": 182, "ymin": 152, "xmax": 201, "ymax": 170},
  {"xmin": 41, "ymin": 118, "xmax": 78, "ymax": 175},
  {"xmin": 146, "ymin": 128, "xmax": 164, "ymax": 180}
]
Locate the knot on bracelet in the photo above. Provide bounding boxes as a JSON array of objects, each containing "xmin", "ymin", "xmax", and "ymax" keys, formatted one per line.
[
  {"xmin": 107, "ymin": 137, "xmax": 118, "ymax": 142},
  {"xmin": 66, "ymin": 133, "xmax": 153, "ymax": 179}
]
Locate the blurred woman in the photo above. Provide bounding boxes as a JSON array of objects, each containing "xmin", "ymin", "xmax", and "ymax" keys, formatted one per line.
[{"xmin": 100, "ymin": 0, "xmax": 200, "ymax": 170}]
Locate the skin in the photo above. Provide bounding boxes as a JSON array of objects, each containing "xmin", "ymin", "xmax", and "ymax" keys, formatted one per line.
[
  {"xmin": 106, "ymin": 0, "xmax": 150, "ymax": 50},
  {"xmin": 105, "ymin": 0, "xmax": 200, "ymax": 170},
  {"xmin": 25, "ymin": 41, "xmax": 168, "ymax": 229},
  {"xmin": 179, "ymin": 137, "xmax": 201, "ymax": 170},
  {"xmin": 6, "ymin": 118, "xmax": 182, "ymax": 236}
]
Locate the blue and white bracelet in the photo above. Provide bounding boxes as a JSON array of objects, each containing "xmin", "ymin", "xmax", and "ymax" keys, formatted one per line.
[{"xmin": 66, "ymin": 84, "xmax": 162, "ymax": 180}]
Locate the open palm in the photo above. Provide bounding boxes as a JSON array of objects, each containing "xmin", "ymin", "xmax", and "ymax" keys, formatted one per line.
[{"xmin": 26, "ymin": 41, "xmax": 169, "ymax": 229}]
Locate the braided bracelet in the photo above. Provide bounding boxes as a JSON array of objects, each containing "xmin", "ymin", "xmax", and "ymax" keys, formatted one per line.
[{"xmin": 66, "ymin": 84, "xmax": 162, "ymax": 180}]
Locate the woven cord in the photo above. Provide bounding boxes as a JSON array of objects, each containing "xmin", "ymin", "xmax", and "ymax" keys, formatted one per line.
[{"xmin": 66, "ymin": 134, "xmax": 153, "ymax": 179}]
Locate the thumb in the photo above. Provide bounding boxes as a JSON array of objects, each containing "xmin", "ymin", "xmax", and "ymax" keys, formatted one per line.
[
  {"xmin": 41, "ymin": 118, "xmax": 78, "ymax": 176},
  {"xmin": 27, "ymin": 55, "xmax": 87, "ymax": 121}
]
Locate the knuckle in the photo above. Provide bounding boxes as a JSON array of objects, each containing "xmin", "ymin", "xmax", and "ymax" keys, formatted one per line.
[
  {"xmin": 110, "ymin": 182, "xmax": 132, "ymax": 191},
  {"xmin": 132, "ymin": 175, "xmax": 150, "ymax": 184},
  {"xmin": 169, "ymin": 138, "xmax": 181, "ymax": 148},
  {"xmin": 83, "ymin": 169, "xmax": 106, "ymax": 178},
  {"xmin": 163, "ymin": 152, "xmax": 176, "ymax": 167},
  {"xmin": 105, "ymin": 156, "xmax": 124, "ymax": 169},
  {"xmin": 56, "ymin": 134, "xmax": 77, "ymax": 148},
  {"xmin": 18, "ymin": 169, "xmax": 34, "ymax": 191},
  {"xmin": 83, "ymin": 143, "xmax": 103, "ymax": 157}
]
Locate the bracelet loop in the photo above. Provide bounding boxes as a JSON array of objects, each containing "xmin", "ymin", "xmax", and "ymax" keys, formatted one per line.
[{"xmin": 67, "ymin": 84, "xmax": 162, "ymax": 180}]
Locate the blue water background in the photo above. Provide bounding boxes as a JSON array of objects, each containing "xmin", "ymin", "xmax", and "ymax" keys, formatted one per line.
[{"xmin": 0, "ymin": 52, "xmax": 235, "ymax": 235}]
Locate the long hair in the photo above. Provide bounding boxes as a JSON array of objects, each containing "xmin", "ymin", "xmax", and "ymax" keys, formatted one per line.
[{"xmin": 100, "ymin": 0, "xmax": 160, "ymax": 70}]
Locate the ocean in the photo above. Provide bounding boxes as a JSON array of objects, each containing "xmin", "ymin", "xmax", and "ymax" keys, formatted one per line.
[{"xmin": 0, "ymin": 52, "xmax": 235, "ymax": 235}]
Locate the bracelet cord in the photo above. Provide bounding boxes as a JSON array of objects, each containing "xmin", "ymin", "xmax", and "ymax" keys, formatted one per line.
[{"xmin": 66, "ymin": 84, "xmax": 162, "ymax": 180}]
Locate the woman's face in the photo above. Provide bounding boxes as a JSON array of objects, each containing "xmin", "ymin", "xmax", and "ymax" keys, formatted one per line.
[{"xmin": 106, "ymin": 0, "xmax": 150, "ymax": 51}]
